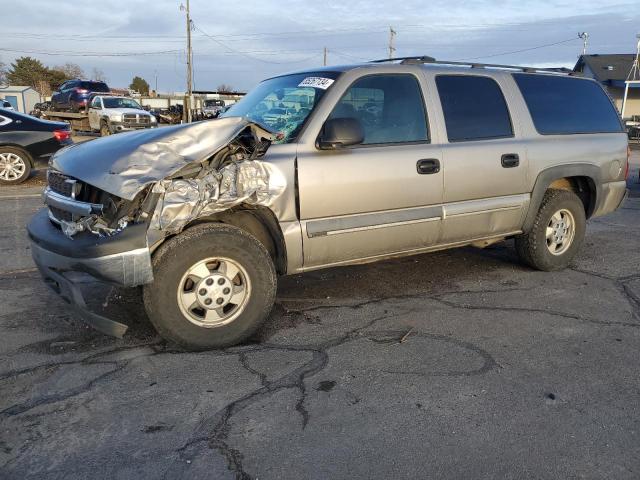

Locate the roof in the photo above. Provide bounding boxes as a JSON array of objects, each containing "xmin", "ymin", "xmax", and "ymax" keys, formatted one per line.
[
  {"xmin": 574, "ymin": 54, "xmax": 636, "ymax": 83},
  {"xmin": 0, "ymin": 85, "xmax": 37, "ymax": 93}
]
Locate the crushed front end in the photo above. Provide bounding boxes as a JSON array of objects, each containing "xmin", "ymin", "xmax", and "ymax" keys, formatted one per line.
[{"xmin": 27, "ymin": 117, "xmax": 283, "ymax": 338}]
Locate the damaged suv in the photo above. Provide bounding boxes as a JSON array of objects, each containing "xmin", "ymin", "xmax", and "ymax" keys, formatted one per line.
[{"xmin": 28, "ymin": 58, "xmax": 629, "ymax": 349}]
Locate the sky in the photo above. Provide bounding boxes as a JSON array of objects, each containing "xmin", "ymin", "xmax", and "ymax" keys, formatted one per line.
[{"xmin": 1, "ymin": 0, "xmax": 639, "ymax": 93}]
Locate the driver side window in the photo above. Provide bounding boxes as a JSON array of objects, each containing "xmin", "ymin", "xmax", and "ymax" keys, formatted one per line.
[
  {"xmin": 90, "ymin": 97, "xmax": 102, "ymax": 109},
  {"xmin": 328, "ymin": 74, "xmax": 429, "ymax": 145}
]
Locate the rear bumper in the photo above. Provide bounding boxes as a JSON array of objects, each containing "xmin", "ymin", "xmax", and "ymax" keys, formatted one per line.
[
  {"xmin": 27, "ymin": 208, "xmax": 154, "ymax": 337},
  {"xmin": 592, "ymin": 180, "xmax": 628, "ymax": 217}
]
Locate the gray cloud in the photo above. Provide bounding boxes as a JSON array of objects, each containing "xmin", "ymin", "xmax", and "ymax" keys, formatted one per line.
[{"xmin": 1, "ymin": 0, "xmax": 638, "ymax": 92}]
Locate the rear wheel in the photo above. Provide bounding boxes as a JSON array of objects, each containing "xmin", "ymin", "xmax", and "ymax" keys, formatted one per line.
[
  {"xmin": 143, "ymin": 223, "xmax": 277, "ymax": 350},
  {"xmin": 0, "ymin": 147, "xmax": 31, "ymax": 185},
  {"xmin": 515, "ymin": 189, "xmax": 586, "ymax": 271}
]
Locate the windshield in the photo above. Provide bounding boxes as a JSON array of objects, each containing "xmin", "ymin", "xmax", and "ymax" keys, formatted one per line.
[
  {"xmin": 222, "ymin": 71, "xmax": 341, "ymax": 142},
  {"xmin": 102, "ymin": 97, "xmax": 142, "ymax": 109}
]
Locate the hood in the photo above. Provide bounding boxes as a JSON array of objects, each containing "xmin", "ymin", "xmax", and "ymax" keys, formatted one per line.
[{"xmin": 50, "ymin": 117, "xmax": 268, "ymax": 200}]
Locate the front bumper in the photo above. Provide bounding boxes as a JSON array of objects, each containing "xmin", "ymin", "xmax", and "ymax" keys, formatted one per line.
[
  {"xmin": 27, "ymin": 208, "xmax": 154, "ymax": 337},
  {"xmin": 110, "ymin": 121, "xmax": 157, "ymax": 133}
]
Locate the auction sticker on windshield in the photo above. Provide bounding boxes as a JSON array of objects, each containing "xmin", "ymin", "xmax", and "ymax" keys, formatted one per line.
[{"xmin": 298, "ymin": 77, "xmax": 335, "ymax": 90}]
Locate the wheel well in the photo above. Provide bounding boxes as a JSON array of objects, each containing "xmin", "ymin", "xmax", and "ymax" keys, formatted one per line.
[
  {"xmin": 186, "ymin": 206, "xmax": 288, "ymax": 275},
  {"xmin": 548, "ymin": 176, "xmax": 596, "ymax": 218},
  {"xmin": 0, "ymin": 144, "xmax": 33, "ymax": 166}
]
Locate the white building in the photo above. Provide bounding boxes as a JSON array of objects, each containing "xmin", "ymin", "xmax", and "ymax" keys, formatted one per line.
[{"xmin": 0, "ymin": 86, "xmax": 41, "ymax": 113}]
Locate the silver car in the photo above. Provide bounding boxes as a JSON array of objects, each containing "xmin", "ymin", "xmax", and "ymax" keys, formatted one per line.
[{"xmin": 28, "ymin": 57, "xmax": 629, "ymax": 349}]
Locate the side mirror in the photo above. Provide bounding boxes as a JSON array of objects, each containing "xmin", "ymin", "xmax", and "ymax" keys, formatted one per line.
[{"xmin": 318, "ymin": 117, "xmax": 364, "ymax": 150}]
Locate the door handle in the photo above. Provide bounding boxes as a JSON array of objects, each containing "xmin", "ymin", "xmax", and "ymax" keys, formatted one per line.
[
  {"xmin": 501, "ymin": 153, "xmax": 519, "ymax": 168},
  {"xmin": 416, "ymin": 158, "xmax": 440, "ymax": 175}
]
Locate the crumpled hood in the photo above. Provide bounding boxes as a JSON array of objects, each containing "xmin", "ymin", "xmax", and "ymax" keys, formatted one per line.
[{"xmin": 50, "ymin": 117, "xmax": 263, "ymax": 200}]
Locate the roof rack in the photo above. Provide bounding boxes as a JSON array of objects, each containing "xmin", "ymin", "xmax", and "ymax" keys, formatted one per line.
[{"xmin": 370, "ymin": 56, "xmax": 573, "ymax": 74}]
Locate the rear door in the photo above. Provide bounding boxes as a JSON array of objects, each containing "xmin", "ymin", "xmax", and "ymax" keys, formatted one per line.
[
  {"xmin": 431, "ymin": 73, "xmax": 529, "ymax": 243},
  {"xmin": 296, "ymin": 71, "xmax": 444, "ymax": 268}
]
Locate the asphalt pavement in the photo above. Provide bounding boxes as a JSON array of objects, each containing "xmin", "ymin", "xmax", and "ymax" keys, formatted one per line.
[{"xmin": 1, "ymin": 152, "xmax": 639, "ymax": 479}]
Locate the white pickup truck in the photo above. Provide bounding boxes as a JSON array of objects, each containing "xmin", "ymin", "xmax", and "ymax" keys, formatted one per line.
[{"xmin": 88, "ymin": 95, "xmax": 157, "ymax": 136}]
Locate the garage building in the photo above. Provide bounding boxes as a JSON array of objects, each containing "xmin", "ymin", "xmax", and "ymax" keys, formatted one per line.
[{"xmin": 0, "ymin": 86, "xmax": 41, "ymax": 113}]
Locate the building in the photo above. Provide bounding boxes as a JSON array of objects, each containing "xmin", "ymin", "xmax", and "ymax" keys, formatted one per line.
[
  {"xmin": 0, "ymin": 86, "xmax": 41, "ymax": 113},
  {"xmin": 573, "ymin": 54, "xmax": 640, "ymax": 118}
]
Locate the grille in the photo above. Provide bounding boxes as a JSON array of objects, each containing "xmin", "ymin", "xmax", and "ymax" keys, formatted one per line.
[
  {"xmin": 47, "ymin": 171, "xmax": 74, "ymax": 197},
  {"xmin": 123, "ymin": 114, "xmax": 151, "ymax": 126}
]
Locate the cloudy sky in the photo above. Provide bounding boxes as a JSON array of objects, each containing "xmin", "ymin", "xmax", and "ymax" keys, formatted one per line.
[{"xmin": 2, "ymin": 0, "xmax": 638, "ymax": 93}]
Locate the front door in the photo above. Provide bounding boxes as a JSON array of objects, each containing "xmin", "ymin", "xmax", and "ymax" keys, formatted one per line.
[
  {"xmin": 432, "ymin": 73, "xmax": 529, "ymax": 242},
  {"xmin": 297, "ymin": 73, "xmax": 444, "ymax": 269},
  {"xmin": 88, "ymin": 96, "xmax": 102, "ymax": 129}
]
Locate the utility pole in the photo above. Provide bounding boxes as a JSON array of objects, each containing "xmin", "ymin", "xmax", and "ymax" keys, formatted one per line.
[
  {"xmin": 181, "ymin": 0, "xmax": 193, "ymax": 123},
  {"xmin": 578, "ymin": 32, "xmax": 589, "ymax": 56},
  {"xmin": 621, "ymin": 34, "xmax": 640, "ymax": 119},
  {"xmin": 388, "ymin": 26, "xmax": 396, "ymax": 59},
  {"xmin": 154, "ymin": 70, "xmax": 158, "ymax": 93},
  {"xmin": 323, "ymin": 47, "xmax": 327, "ymax": 66}
]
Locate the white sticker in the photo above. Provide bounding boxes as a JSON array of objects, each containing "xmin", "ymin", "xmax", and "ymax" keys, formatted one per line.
[{"xmin": 298, "ymin": 77, "xmax": 335, "ymax": 90}]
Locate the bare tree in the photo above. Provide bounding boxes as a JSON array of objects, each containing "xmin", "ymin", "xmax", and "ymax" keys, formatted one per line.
[
  {"xmin": 216, "ymin": 83, "xmax": 234, "ymax": 92},
  {"xmin": 0, "ymin": 60, "xmax": 6, "ymax": 85},
  {"xmin": 91, "ymin": 67, "xmax": 107, "ymax": 82},
  {"xmin": 53, "ymin": 62, "xmax": 85, "ymax": 79}
]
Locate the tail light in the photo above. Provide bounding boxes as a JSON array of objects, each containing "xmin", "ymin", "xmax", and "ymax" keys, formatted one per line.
[
  {"xmin": 53, "ymin": 129, "xmax": 71, "ymax": 142},
  {"xmin": 75, "ymin": 88, "xmax": 89, "ymax": 94},
  {"xmin": 626, "ymin": 145, "xmax": 631, "ymax": 180}
]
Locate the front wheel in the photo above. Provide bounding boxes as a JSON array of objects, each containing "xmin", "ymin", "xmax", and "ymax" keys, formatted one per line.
[
  {"xmin": 100, "ymin": 120, "xmax": 111, "ymax": 137},
  {"xmin": 143, "ymin": 223, "xmax": 277, "ymax": 350},
  {"xmin": 515, "ymin": 189, "xmax": 586, "ymax": 271},
  {"xmin": 0, "ymin": 147, "xmax": 32, "ymax": 185}
]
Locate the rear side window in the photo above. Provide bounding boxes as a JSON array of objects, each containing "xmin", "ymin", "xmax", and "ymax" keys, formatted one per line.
[
  {"xmin": 81, "ymin": 81, "xmax": 110, "ymax": 92},
  {"xmin": 513, "ymin": 74, "xmax": 622, "ymax": 135},
  {"xmin": 436, "ymin": 75, "xmax": 513, "ymax": 142}
]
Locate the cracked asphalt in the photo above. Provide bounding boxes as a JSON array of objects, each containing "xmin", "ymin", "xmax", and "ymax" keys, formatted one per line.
[{"xmin": 1, "ymin": 150, "xmax": 640, "ymax": 479}]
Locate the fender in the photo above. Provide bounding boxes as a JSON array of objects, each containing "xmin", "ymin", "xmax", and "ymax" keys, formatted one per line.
[{"xmin": 523, "ymin": 163, "xmax": 601, "ymax": 233}]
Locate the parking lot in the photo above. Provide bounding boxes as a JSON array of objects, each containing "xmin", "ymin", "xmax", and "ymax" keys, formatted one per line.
[{"xmin": 1, "ymin": 149, "xmax": 639, "ymax": 479}]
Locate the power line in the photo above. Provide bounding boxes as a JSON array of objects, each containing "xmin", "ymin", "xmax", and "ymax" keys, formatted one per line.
[
  {"xmin": 454, "ymin": 37, "xmax": 579, "ymax": 61},
  {"xmin": 193, "ymin": 24, "xmax": 321, "ymax": 64},
  {"xmin": 0, "ymin": 47, "xmax": 183, "ymax": 57}
]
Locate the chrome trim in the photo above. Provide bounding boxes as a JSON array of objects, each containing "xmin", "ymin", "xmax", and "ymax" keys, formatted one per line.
[
  {"xmin": 43, "ymin": 187, "xmax": 103, "ymax": 216},
  {"xmin": 306, "ymin": 205, "xmax": 443, "ymax": 238}
]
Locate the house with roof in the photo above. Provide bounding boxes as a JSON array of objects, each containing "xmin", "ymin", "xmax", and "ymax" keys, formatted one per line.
[
  {"xmin": 574, "ymin": 54, "xmax": 640, "ymax": 118},
  {"xmin": 0, "ymin": 86, "xmax": 41, "ymax": 113}
]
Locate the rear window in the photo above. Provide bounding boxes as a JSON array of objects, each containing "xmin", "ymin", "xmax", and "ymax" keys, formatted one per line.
[
  {"xmin": 436, "ymin": 75, "xmax": 513, "ymax": 142},
  {"xmin": 80, "ymin": 81, "xmax": 110, "ymax": 92},
  {"xmin": 513, "ymin": 74, "xmax": 622, "ymax": 135}
]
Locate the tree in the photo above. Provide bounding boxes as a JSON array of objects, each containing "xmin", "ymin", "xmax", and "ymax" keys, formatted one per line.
[
  {"xmin": 7, "ymin": 57, "xmax": 49, "ymax": 89},
  {"xmin": 91, "ymin": 67, "xmax": 107, "ymax": 82},
  {"xmin": 216, "ymin": 83, "xmax": 234, "ymax": 93},
  {"xmin": 129, "ymin": 76, "xmax": 149, "ymax": 95},
  {"xmin": 53, "ymin": 62, "xmax": 84, "ymax": 80},
  {"xmin": 0, "ymin": 60, "xmax": 6, "ymax": 85}
]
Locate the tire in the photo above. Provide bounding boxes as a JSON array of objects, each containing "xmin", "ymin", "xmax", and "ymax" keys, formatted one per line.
[
  {"xmin": 143, "ymin": 223, "xmax": 277, "ymax": 350},
  {"xmin": 0, "ymin": 147, "xmax": 32, "ymax": 185},
  {"xmin": 515, "ymin": 189, "xmax": 586, "ymax": 271},
  {"xmin": 100, "ymin": 120, "xmax": 111, "ymax": 137}
]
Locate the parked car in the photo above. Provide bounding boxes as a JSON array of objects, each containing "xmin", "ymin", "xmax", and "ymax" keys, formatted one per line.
[
  {"xmin": 28, "ymin": 58, "xmax": 628, "ymax": 349},
  {"xmin": 1, "ymin": 99, "xmax": 14, "ymax": 110},
  {"xmin": 50, "ymin": 80, "xmax": 110, "ymax": 112},
  {"xmin": 0, "ymin": 109, "xmax": 71, "ymax": 184},
  {"xmin": 87, "ymin": 95, "xmax": 157, "ymax": 136},
  {"xmin": 203, "ymin": 99, "xmax": 226, "ymax": 118}
]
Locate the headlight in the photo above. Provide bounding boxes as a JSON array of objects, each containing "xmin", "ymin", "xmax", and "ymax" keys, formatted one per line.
[
  {"xmin": 110, "ymin": 114, "xmax": 123, "ymax": 122},
  {"xmin": 150, "ymin": 115, "xmax": 157, "ymax": 123}
]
